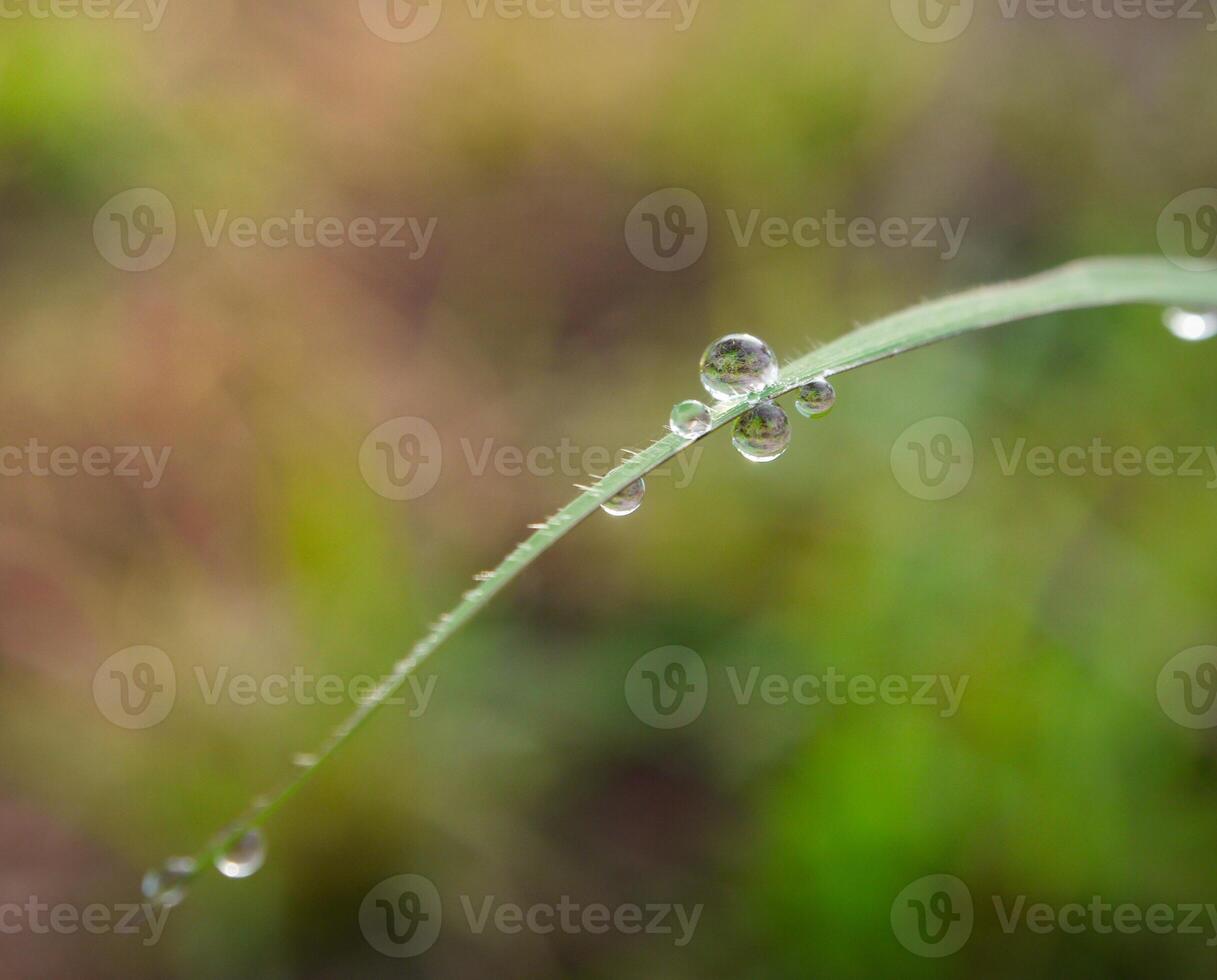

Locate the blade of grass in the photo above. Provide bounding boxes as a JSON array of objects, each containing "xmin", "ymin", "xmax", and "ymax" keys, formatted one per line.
[{"xmin": 171, "ymin": 256, "xmax": 1217, "ymax": 887}]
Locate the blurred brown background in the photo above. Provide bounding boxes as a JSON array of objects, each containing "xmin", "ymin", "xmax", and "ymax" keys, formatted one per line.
[{"xmin": 2, "ymin": 1, "xmax": 1217, "ymax": 976}]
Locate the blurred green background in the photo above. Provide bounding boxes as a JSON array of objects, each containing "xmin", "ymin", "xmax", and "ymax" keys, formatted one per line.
[{"xmin": 3, "ymin": 1, "xmax": 1217, "ymax": 976}]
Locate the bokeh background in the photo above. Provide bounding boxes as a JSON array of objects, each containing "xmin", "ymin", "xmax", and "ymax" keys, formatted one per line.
[{"xmin": 3, "ymin": 1, "xmax": 1217, "ymax": 976}]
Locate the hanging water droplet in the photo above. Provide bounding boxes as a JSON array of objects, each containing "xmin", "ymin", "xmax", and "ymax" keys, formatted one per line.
[
  {"xmin": 142, "ymin": 857, "xmax": 197, "ymax": 908},
  {"xmin": 600, "ymin": 478, "xmax": 645, "ymax": 517},
  {"xmin": 670, "ymin": 399, "xmax": 712, "ymax": 438},
  {"xmin": 1164, "ymin": 307, "xmax": 1217, "ymax": 342},
  {"xmin": 699, "ymin": 334, "xmax": 779, "ymax": 400},
  {"xmin": 214, "ymin": 828, "xmax": 266, "ymax": 879},
  {"xmin": 795, "ymin": 378, "xmax": 836, "ymax": 418},
  {"xmin": 732, "ymin": 402, "xmax": 791, "ymax": 462}
]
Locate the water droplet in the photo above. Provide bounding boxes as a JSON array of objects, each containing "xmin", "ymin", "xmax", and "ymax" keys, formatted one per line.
[
  {"xmin": 1164, "ymin": 307, "xmax": 1217, "ymax": 342},
  {"xmin": 670, "ymin": 399, "xmax": 712, "ymax": 438},
  {"xmin": 732, "ymin": 402, "xmax": 791, "ymax": 462},
  {"xmin": 699, "ymin": 334, "xmax": 779, "ymax": 400},
  {"xmin": 292, "ymin": 752, "xmax": 318, "ymax": 768},
  {"xmin": 600, "ymin": 478, "xmax": 645, "ymax": 517},
  {"xmin": 795, "ymin": 378, "xmax": 836, "ymax": 418},
  {"xmin": 142, "ymin": 857, "xmax": 197, "ymax": 908},
  {"xmin": 214, "ymin": 828, "xmax": 266, "ymax": 879}
]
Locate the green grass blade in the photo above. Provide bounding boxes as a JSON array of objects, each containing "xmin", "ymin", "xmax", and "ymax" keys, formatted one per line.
[{"xmin": 169, "ymin": 256, "xmax": 1217, "ymax": 889}]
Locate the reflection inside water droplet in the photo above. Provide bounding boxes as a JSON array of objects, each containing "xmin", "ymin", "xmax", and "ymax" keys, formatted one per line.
[
  {"xmin": 732, "ymin": 402, "xmax": 791, "ymax": 462},
  {"xmin": 600, "ymin": 478, "xmax": 645, "ymax": 517},
  {"xmin": 699, "ymin": 334, "xmax": 779, "ymax": 400},
  {"xmin": 669, "ymin": 399, "xmax": 712, "ymax": 438},
  {"xmin": 795, "ymin": 378, "xmax": 836, "ymax": 418},
  {"xmin": 214, "ymin": 828, "xmax": 266, "ymax": 880}
]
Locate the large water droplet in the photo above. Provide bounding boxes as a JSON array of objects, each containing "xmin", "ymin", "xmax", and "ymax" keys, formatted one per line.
[
  {"xmin": 795, "ymin": 378, "xmax": 836, "ymax": 418},
  {"xmin": 732, "ymin": 402, "xmax": 791, "ymax": 462},
  {"xmin": 670, "ymin": 399, "xmax": 712, "ymax": 438},
  {"xmin": 142, "ymin": 857, "xmax": 197, "ymax": 908},
  {"xmin": 292, "ymin": 752, "xmax": 318, "ymax": 768},
  {"xmin": 1164, "ymin": 307, "xmax": 1217, "ymax": 342},
  {"xmin": 214, "ymin": 829, "xmax": 266, "ymax": 879},
  {"xmin": 600, "ymin": 478, "xmax": 645, "ymax": 517},
  {"xmin": 699, "ymin": 334, "xmax": 779, "ymax": 401}
]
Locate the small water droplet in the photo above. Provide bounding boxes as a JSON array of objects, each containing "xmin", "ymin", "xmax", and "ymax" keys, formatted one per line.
[
  {"xmin": 1164, "ymin": 307, "xmax": 1217, "ymax": 342},
  {"xmin": 732, "ymin": 402, "xmax": 791, "ymax": 462},
  {"xmin": 795, "ymin": 378, "xmax": 836, "ymax": 418},
  {"xmin": 699, "ymin": 334, "xmax": 779, "ymax": 400},
  {"xmin": 214, "ymin": 828, "xmax": 266, "ymax": 879},
  {"xmin": 142, "ymin": 857, "xmax": 197, "ymax": 908},
  {"xmin": 670, "ymin": 399, "xmax": 712, "ymax": 438},
  {"xmin": 600, "ymin": 478, "xmax": 645, "ymax": 517},
  {"xmin": 292, "ymin": 752, "xmax": 318, "ymax": 768}
]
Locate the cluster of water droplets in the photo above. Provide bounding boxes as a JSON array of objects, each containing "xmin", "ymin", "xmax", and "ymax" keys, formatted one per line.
[
  {"xmin": 142, "ymin": 827, "xmax": 267, "ymax": 907},
  {"xmin": 141, "ymin": 857, "xmax": 197, "ymax": 909},
  {"xmin": 701, "ymin": 333, "xmax": 834, "ymax": 463},
  {"xmin": 596, "ymin": 332, "xmax": 840, "ymax": 518}
]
